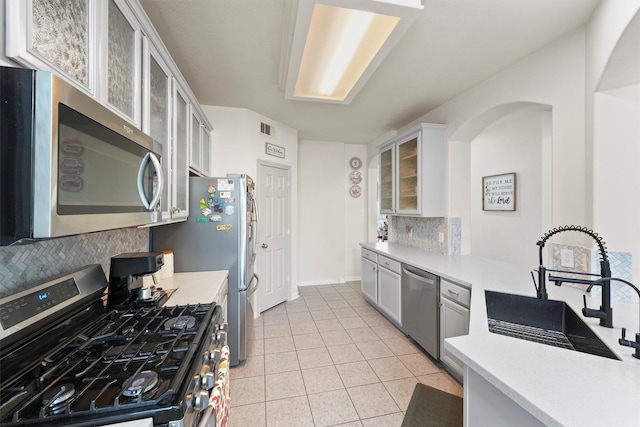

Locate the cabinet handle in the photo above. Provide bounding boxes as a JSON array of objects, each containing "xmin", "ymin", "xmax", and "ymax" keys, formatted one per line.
[{"xmin": 448, "ymin": 289, "xmax": 459, "ymax": 298}]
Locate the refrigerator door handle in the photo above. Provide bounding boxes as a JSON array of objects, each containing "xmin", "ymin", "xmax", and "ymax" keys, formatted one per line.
[{"xmin": 247, "ymin": 273, "xmax": 260, "ymax": 296}]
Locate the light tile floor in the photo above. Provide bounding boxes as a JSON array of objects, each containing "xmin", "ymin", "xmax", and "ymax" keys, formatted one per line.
[{"xmin": 229, "ymin": 281, "xmax": 463, "ymax": 427}]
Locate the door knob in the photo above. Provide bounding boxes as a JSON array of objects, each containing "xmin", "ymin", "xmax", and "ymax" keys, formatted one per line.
[{"xmin": 261, "ymin": 243, "xmax": 268, "ymax": 249}]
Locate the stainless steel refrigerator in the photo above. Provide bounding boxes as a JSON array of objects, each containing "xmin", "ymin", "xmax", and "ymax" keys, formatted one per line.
[{"xmin": 152, "ymin": 174, "xmax": 258, "ymax": 366}]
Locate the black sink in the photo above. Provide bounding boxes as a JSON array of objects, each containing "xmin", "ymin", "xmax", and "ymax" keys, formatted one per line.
[{"xmin": 485, "ymin": 290, "xmax": 619, "ymax": 360}]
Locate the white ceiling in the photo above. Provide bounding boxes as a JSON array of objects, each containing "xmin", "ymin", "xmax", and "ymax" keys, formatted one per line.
[{"xmin": 139, "ymin": 0, "xmax": 600, "ymax": 144}]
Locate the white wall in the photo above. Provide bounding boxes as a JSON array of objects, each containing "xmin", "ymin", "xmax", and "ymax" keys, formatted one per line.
[
  {"xmin": 470, "ymin": 110, "xmax": 545, "ymax": 270},
  {"xmin": 587, "ymin": 2, "xmax": 640, "ymax": 280},
  {"xmin": 344, "ymin": 144, "xmax": 368, "ymax": 280},
  {"xmin": 298, "ymin": 140, "xmax": 367, "ymax": 285},
  {"xmin": 394, "ymin": 27, "xmax": 587, "ymax": 259}
]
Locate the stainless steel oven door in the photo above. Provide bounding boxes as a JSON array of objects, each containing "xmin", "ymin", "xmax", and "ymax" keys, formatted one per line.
[{"xmin": 32, "ymin": 71, "xmax": 162, "ymax": 238}]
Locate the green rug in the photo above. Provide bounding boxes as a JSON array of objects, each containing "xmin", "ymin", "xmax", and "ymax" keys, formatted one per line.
[{"xmin": 401, "ymin": 383, "xmax": 463, "ymax": 427}]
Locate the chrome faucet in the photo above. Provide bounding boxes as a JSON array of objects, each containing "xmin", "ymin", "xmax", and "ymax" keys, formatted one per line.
[{"xmin": 534, "ymin": 225, "xmax": 613, "ymax": 328}]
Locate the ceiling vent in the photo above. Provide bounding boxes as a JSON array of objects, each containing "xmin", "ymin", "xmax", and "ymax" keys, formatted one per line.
[{"xmin": 260, "ymin": 122, "xmax": 273, "ymax": 136}]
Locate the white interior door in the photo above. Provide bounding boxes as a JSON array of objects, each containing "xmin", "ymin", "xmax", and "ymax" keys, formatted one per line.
[{"xmin": 258, "ymin": 162, "xmax": 290, "ymax": 312}]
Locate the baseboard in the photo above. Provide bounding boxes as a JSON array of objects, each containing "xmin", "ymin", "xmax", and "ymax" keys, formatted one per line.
[{"xmin": 298, "ymin": 279, "xmax": 346, "ymax": 286}]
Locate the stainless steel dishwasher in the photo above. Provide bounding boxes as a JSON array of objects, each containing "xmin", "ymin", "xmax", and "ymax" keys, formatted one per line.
[{"xmin": 401, "ymin": 264, "xmax": 440, "ymax": 359}]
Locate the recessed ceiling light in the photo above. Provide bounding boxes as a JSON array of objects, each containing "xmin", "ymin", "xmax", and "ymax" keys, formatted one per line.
[{"xmin": 281, "ymin": 0, "xmax": 423, "ymax": 104}]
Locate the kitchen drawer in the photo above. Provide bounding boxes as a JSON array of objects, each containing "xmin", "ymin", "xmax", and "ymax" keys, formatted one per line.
[
  {"xmin": 440, "ymin": 278, "xmax": 471, "ymax": 307},
  {"xmin": 361, "ymin": 248, "xmax": 378, "ymax": 263},
  {"xmin": 378, "ymin": 255, "xmax": 401, "ymax": 274}
]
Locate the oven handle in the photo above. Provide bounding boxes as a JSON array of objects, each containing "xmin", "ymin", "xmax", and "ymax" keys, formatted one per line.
[
  {"xmin": 247, "ymin": 273, "xmax": 260, "ymax": 296},
  {"xmin": 137, "ymin": 152, "xmax": 163, "ymax": 210}
]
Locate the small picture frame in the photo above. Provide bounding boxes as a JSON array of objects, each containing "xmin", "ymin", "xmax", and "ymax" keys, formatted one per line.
[{"xmin": 483, "ymin": 173, "xmax": 516, "ymax": 211}]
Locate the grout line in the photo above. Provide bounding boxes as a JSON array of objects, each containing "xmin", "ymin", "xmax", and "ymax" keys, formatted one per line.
[{"xmin": 231, "ymin": 283, "xmax": 462, "ymax": 425}]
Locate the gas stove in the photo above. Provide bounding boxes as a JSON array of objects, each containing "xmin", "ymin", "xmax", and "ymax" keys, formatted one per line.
[{"xmin": 0, "ymin": 265, "xmax": 227, "ymax": 427}]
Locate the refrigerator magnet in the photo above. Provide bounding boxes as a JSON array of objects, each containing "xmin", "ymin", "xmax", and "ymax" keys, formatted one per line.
[
  {"xmin": 225, "ymin": 205, "xmax": 235, "ymax": 215},
  {"xmin": 210, "ymin": 214, "xmax": 222, "ymax": 222},
  {"xmin": 216, "ymin": 224, "xmax": 233, "ymax": 232},
  {"xmin": 219, "ymin": 191, "xmax": 231, "ymax": 199},
  {"xmin": 217, "ymin": 179, "xmax": 234, "ymax": 191},
  {"xmin": 208, "ymin": 183, "xmax": 216, "ymax": 194}
]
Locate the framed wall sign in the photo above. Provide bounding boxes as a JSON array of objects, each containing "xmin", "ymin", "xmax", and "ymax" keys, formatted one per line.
[
  {"xmin": 483, "ymin": 172, "xmax": 516, "ymax": 211},
  {"xmin": 265, "ymin": 143, "xmax": 285, "ymax": 158}
]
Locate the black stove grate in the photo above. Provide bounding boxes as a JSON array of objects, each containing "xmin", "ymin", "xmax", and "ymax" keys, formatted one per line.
[{"xmin": 0, "ymin": 303, "xmax": 217, "ymax": 426}]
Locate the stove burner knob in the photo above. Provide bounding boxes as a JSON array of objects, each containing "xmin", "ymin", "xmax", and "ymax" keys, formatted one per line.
[
  {"xmin": 215, "ymin": 323, "xmax": 228, "ymax": 332},
  {"xmin": 190, "ymin": 374, "xmax": 201, "ymax": 390},
  {"xmin": 203, "ymin": 349, "xmax": 221, "ymax": 365},
  {"xmin": 213, "ymin": 331, "xmax": 227, "ymax": 344},
  {"xmin": 193, "ymin": 390, "xmax": 210, "ymax": 411},
  {"xmin": 200, "ymin": 366, "xmax": 215, "ymax": 390}
]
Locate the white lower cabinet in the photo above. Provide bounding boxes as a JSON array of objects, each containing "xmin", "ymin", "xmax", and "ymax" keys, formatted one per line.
[
  {"xmin": 360, "ymin": 249, "xmax": 402, "ymax": 326},
  {"xmin": 361, "ymin": 257, "xmax": 378, "ymax": 304},
  {"xmin": 377, "ymin": 255, "xmax": 402, "ymax": 326},
  {"xmin": 440, "ymin": 278, "xmax": 470, "ymax": 381}
]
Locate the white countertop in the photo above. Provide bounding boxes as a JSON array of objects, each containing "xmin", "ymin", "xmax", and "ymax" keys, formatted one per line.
[
  {"xmin": 361, "ymin": 242, "xmax": 640, "ymax": 426},
  {"xmin": 153, "ymin": 270, "xmax": 229, "ymax": 306}
]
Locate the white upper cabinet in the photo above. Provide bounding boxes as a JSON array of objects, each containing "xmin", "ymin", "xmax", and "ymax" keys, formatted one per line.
[
  {"xmin": 6, "ymin": 0, "xmax": 214, "ymax": 222},
  {"xmin": 172, "ymin": 85, "xmax": 191, "ymax": 219},
  {"xmin": 379, "ymin": 123, "xmax": 446, "ymax": 217},
  {"xmin": 380, "ymin": 144, "xmax": 395, "ymax": 213},
  {"xmin": 106, "ymin": 0, "xmax": 142, "ymax": 125},
  {"xmin": 201, "ymin": 127, "xmax": 212, "ymax": 177},
  {"xmin": 5, "ymin": 0, "xmax": 212, "ymax": 136},
  {"xmin": 6, "ymin": 0, "xmax": 95, "ymax": 93},
  {"xmin": 189, "ymin": 111, "xmax": 213, "ymax": 177},
  {"xmin": 190, "ymin": 112, "xmax": 203, "ymax": 173},
  {"xmin": 143, "ymin": 37, "xmax": 174, "ymax": 220}
]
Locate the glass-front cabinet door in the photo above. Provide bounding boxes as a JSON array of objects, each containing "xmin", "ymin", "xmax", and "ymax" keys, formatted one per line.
[
  {"xmin": 172, "ymin": 86, "xmax": 190, "ymax": 219},
  {"xmin": 378, "ymin": 123, "xmax": 446, "ymax": 217},
  {"xmin": 380, "ymin": 145, "xmax": 395, "ymax": 214},
  {"xmin": 191, "ymin": 113, "xmax": 203, "ymax": 173},
  {"xmin": 397, "ymin": 135, "xmax": 419, "ymax": 214},
  {"xmin": 145, "ymin": 41, "xmax": 172, "ymax": 220},
  {"xmin": 201, "ymin": 128, "xmax": 212, "ymax": 176},
  {"xmin": 107, "ymin": 0, "xmax": 141, "ymax": 125},
  {"xmin": 7, "ymin": 0, "xmax": 93, "ymax": 92}
]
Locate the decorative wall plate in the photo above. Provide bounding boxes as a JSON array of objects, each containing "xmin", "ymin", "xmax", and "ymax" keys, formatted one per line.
[
  {"xmin": 349, "ymin": 156, "xmax": 362, "ymax": 170},
  {"xmin": 349, "ymin": 185, "xmax": 362, "ymax": 198},
  {"xmin": 349, "ymin": 170, "xmax": 362, "ymax": 184}
]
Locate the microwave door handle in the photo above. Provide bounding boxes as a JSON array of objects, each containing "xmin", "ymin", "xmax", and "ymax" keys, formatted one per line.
[{"xmin": 137, "ymin": 152, "xmax": 163, "ymax": 210}]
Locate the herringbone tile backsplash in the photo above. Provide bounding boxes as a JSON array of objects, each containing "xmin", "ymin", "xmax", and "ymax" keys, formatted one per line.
[{"xmin": 0, "ymin": 228, "xmax": 149, "ymax": 298}]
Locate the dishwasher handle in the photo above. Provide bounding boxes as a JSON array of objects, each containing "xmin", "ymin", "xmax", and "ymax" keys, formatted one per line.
[{"xmin": 402, "ymin": 266, "xmax": 438, "ymax": 289}]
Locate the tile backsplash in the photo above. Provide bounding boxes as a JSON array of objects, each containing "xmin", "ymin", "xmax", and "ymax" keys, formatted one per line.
[
  {"xmin": 0, "ymin": 227, "xmax": 149, "ymax": 298},
  {"xmin": 389, "ymin": 216, "xmax": 461, "ymax": 255},
  {"xmin": 548, "ymin": 242, "xmax": 636, "ymax": 303}
]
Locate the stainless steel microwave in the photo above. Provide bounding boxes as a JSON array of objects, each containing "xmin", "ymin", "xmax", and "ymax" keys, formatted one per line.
[{"xmin": 0, "ymin": 66, "xmax": 162, "ymax": 245}]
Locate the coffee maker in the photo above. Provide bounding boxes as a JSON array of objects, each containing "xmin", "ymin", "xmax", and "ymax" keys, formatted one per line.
[{"xmin": 107, "ymin": 251, "xmax": 168, "ymax": 309}]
